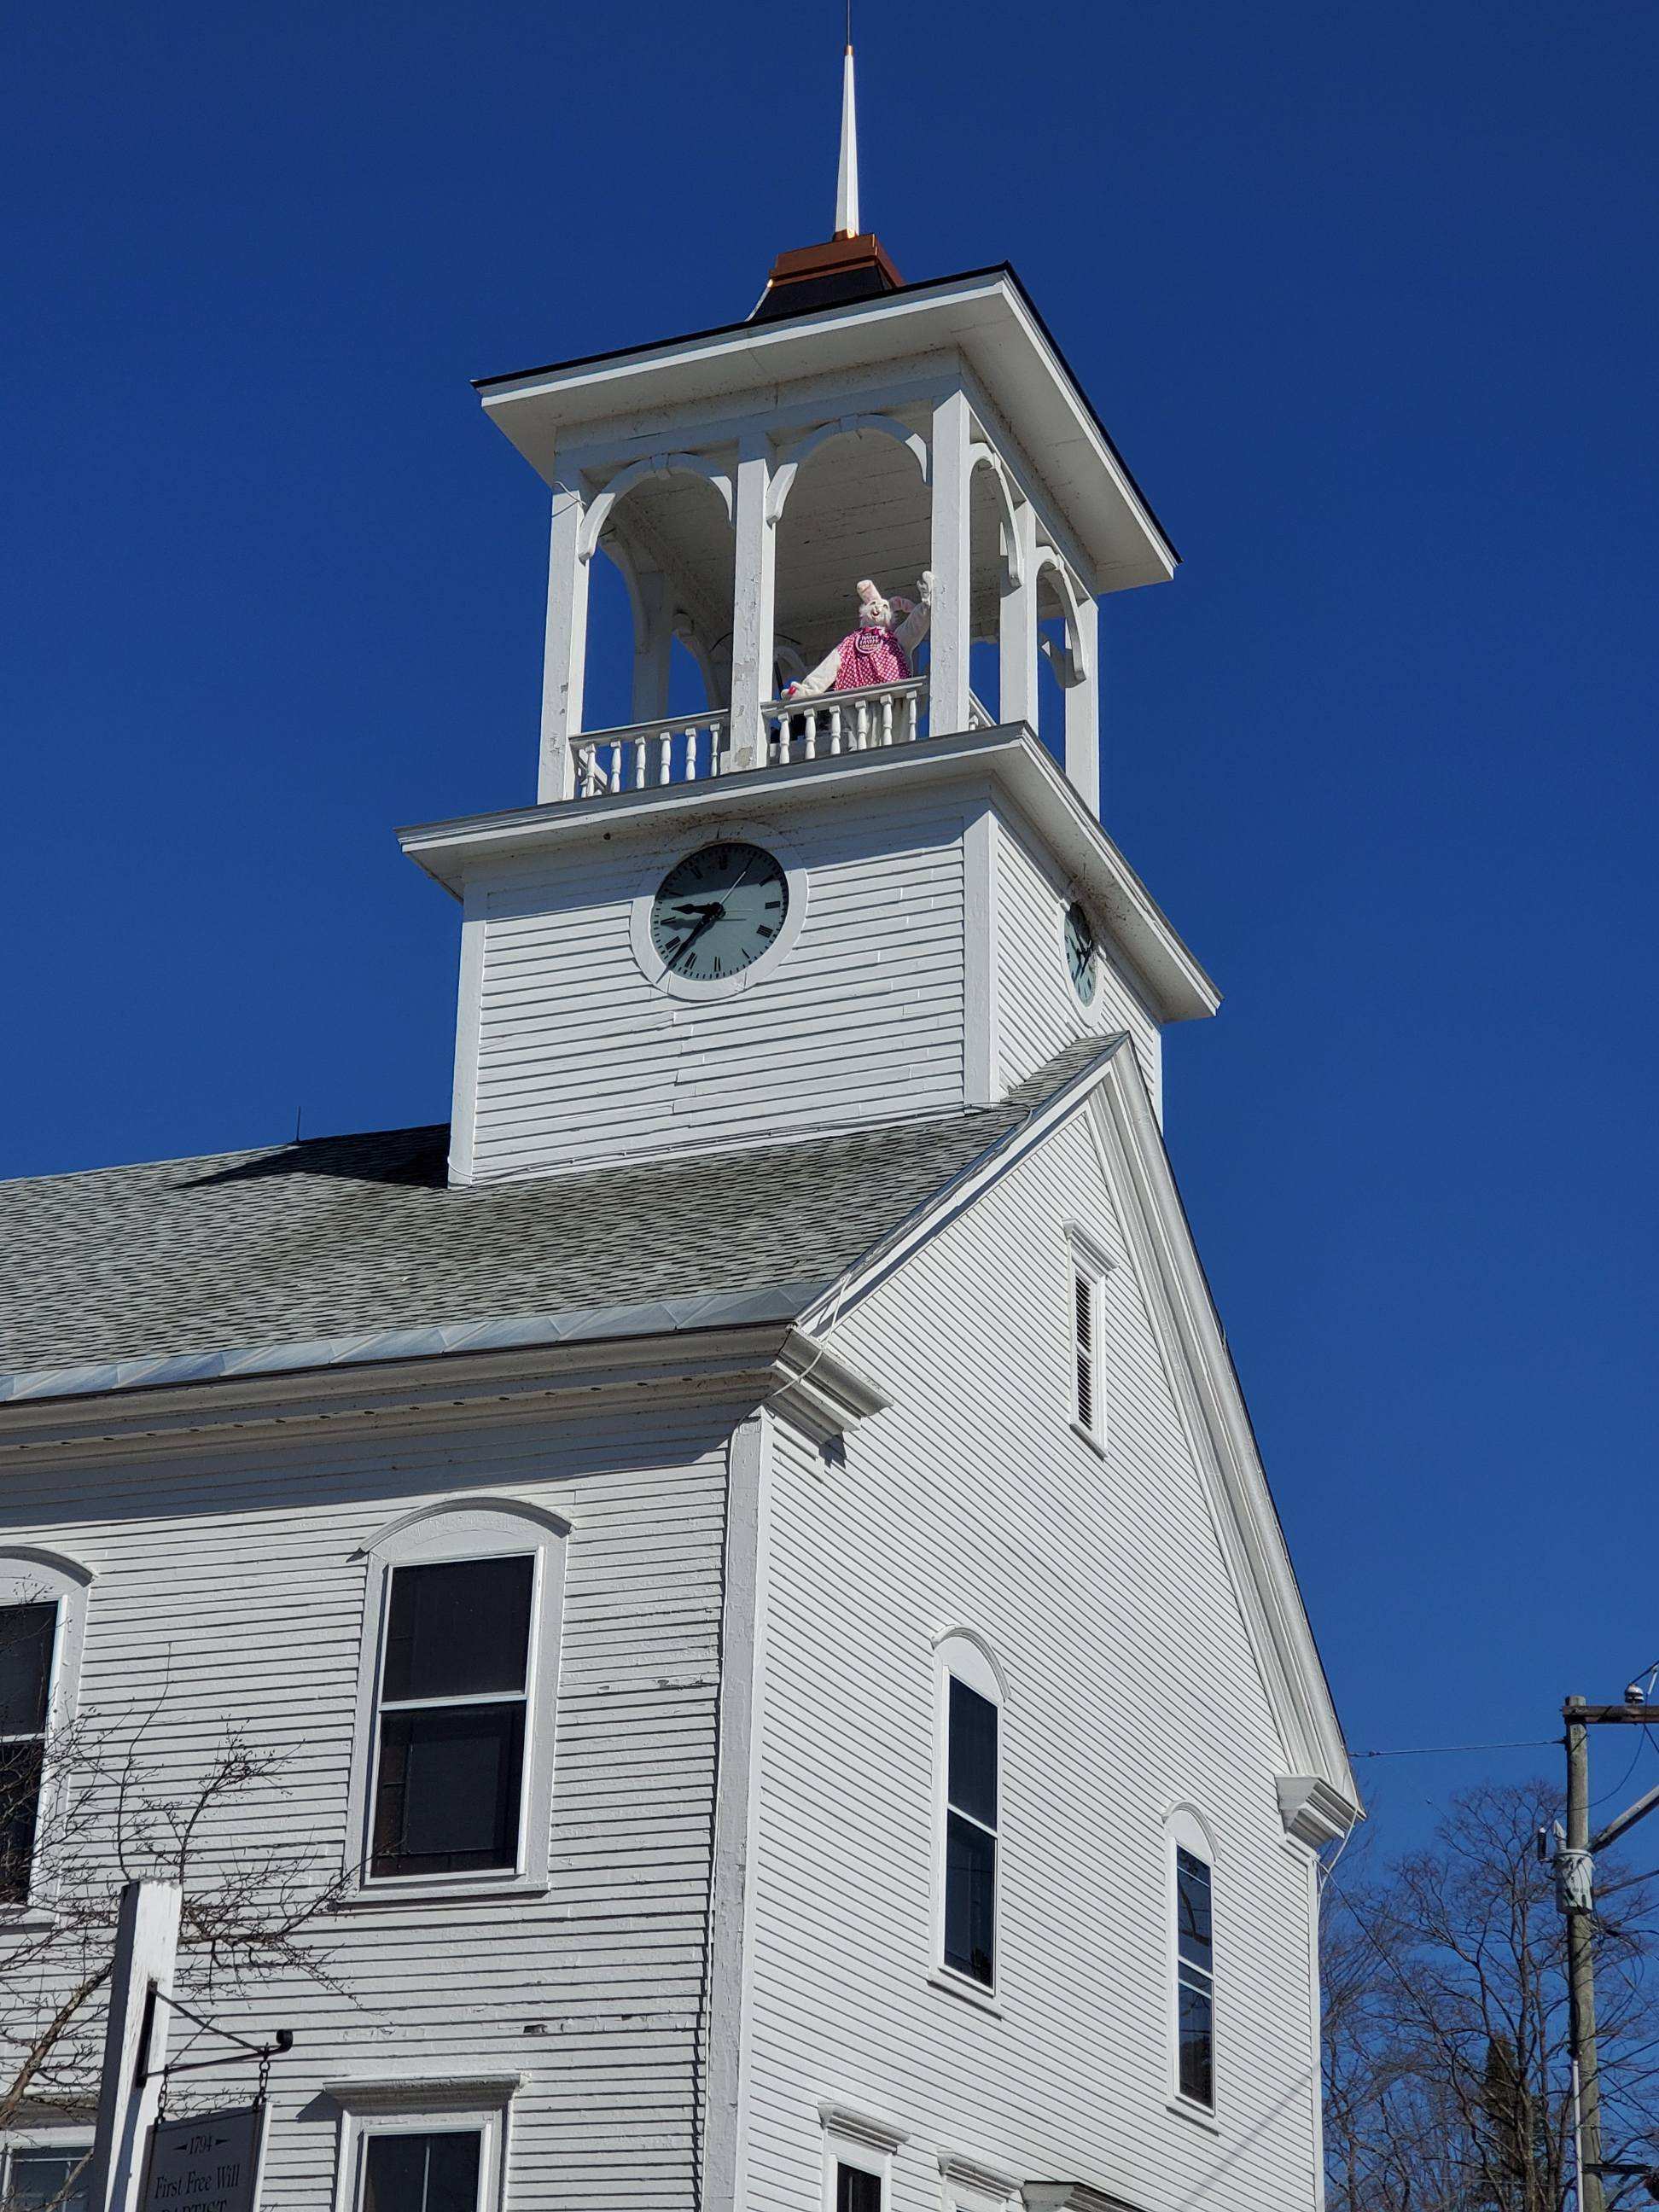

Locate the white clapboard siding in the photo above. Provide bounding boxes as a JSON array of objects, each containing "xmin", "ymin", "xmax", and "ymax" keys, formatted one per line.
[
  {"xmin": 469, "ymin": 789, "xmax": 969, "ymax": 1179},
  {"xmin": 994, "ymin": 806, "xmax": 1164, "ymax": 1119},
  {"xmin": 742, "ymin": 1108, "xmax": 1316, "ymax": 2212},
  {"xmin": 0, "ymin": 1398, "xmax": 741, "ymax": 2212}
]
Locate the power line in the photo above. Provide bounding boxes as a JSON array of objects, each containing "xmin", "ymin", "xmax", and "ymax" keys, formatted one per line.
[{"xmin": 1352, "ymin": 1737, "xmax": 1557, "ymax": 1761}]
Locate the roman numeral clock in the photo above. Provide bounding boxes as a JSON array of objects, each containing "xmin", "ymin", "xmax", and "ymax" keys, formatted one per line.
[{"xmin": 647, "ymin": 841, "xmax": 790, "ymax": 984}]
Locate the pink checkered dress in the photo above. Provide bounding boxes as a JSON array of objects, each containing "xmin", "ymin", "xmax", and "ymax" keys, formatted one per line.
[{"xmin": 835, "ymin": 624, "xmax": 911, "ymax": 690}]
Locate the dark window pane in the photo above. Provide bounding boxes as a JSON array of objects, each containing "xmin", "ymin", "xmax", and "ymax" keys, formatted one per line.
[
  {"xmin": 382, "ymin": 1558, "xmax": 533, "ymax": 1703},
  {"xmin": 944, "ymin": 1809, "xmax": 997, "ymax": 1985},
  {"xmin": 0, "ymin": 1604, "xmax": 56, "ymax": 1735},
  {"xmin": 9, "ymin": 2151, "xmax": 90, "ymax": 2212},
  {"xmin": 371, "ymin": 1704, "xmax": 524, "ymax": 1877},
  {"xmin": 0, "ymin": 1741, "xmax": 45, "ymax": 1903},
  {"xmin": 363, "ymin": 2132, "xmax": 480, "ymax": 2212},
  {"xmin": 836, "ymin": 2163, "xmax": 882, "ymax": 2212},
  {"xmin": 1176, "ymin": 1848, "xmax": 1213, "ymax": 1973},
  {"xmin": 1178, "ymin": 1976, "xmax": 1215, "ymax": 2107},
  {"xmin": 947, "ymin": 1677, "xmax": 998, "ymax": 1829}
]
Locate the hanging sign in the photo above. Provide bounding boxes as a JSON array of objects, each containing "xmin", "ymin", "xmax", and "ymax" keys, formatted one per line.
[{"xmin": 141, "ymin": 2104, "xmax": 265, "ymax": 2212}]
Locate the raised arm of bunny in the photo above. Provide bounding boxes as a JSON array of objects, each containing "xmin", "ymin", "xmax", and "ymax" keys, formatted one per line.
[{"xmin": 894, "ymin": 569, "xmax": 933, "ymax": 660}]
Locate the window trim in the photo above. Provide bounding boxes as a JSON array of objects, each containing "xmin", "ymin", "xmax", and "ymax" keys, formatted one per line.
[
  {"xmin": 1, "ymin": 2128, "xmax": 95, "ymax": 2212},
  {"xmin": 329, "ymin": 2091, "xmax": 512, "ymax": 2212},
  {"xmin": 0, "ymin": 1551, "xmax": 93, "ymax": 1919},
  {"xmin": 930, "ymin": 1628, "xmax": 1006, "ymax": 2005},
  {"xmin": 1165, "ymin": 1804, "xmax": 1219, "ymax": 2121},
  {"xmin": 343, "ymin": 1503, "xmax": 567, "ymax": 1906},
  {"xmin": 818, "ymin": 2103, "xmax": 905, "ymax": 2212},
  {"xmin": 1064, "ymin": 1225, "xmax": 1110, "ymax": 1457}
]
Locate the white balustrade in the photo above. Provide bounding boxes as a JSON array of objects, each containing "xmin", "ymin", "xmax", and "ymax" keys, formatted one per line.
[
  {"xmin": 571, "ymin": 713, "xmax": 728, "ymax": 800},
  {"xmin": 765, "ymin": 677, "xmax": 927, "ymax": 767},
  {"xmin": 564, "ymin": 678, "xmax": 948, "ymax": 800}
]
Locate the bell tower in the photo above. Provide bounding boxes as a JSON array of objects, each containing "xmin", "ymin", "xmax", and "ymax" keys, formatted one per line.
[{"xmin": 399, "ymin": 61, "xmax": 1217, "ymax": 1186}]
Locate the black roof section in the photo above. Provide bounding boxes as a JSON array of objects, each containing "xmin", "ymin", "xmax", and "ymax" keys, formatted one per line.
[{"xmin": 0, "ymin": 1039, "xmax": 1119, "ymax": 1391}]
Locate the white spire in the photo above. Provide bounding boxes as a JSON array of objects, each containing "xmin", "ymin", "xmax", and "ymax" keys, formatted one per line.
[{"xmin": 835, "ymin": 38, "xmax": 860, "ymax": 238}]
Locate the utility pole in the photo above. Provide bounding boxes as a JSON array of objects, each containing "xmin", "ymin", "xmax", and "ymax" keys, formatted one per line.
[
  {"xmin": 1563, "ymin": 1697, "xmax": 1604, "ymax": 2212},
  {"xmin": 1552, "ymin": 1689, "xmax": 1659, "ymax": 2212}
]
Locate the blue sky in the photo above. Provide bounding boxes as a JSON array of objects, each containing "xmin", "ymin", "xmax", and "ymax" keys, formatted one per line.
[{"xmin": 4, "ymin": 3, "xmax": 1656, "ymax": 1848}]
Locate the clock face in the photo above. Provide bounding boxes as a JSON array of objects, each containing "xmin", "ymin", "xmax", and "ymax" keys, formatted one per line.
[
  {"xmin": 1064, "ymin": 901, "xmax": 1097, "ymax": 1004},
  {"xmin": 649, "ymin": 841, "xmax": 790, "ymax": 984}
]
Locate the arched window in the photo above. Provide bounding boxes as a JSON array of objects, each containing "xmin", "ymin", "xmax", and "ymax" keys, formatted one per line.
[
  {"xmin": 933, "ymin": 1632, "xmax": 1006, "ymax": 1998},
  {"xmin": 1167, "ymin": 1807, "xmax": 1218, "ymax": 2114},
  {"xmin": 345, "ymin": 1502, "xmax": 568, "ymax": 1902},
  {"xmin": 0, "ymin": 1551, "xmax": 93, "ymax": 1909}
]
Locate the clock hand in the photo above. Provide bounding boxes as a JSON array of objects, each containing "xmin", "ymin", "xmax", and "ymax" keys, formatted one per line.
[{"xmin": 667, "ymin": 906, "xmax": 723, "ymax": 970}]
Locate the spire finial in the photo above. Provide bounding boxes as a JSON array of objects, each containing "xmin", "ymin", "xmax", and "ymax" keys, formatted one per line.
[{"xmin": 835, "ymin": 21, "xmax": 859, "ymax": 239}]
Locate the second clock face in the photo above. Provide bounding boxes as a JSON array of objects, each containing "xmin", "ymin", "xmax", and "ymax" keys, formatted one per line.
[
  {"xmin": 1065, "ymin": 901, "xmax": 1097, "ymax": 1004},
  {"xmin": 649, "ymin": 841, "xmax": 789, "ymax": 983}
]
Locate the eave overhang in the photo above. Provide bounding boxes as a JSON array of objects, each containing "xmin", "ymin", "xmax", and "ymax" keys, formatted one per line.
[
  {"xmin": 473, "ymin": 265, "xmax": 1176, "ymax": 593},
  {"xmin": 397, "ymin": 725, "xmax": 1220, "ymax": 1027},
  {"xmin": 0, "ymin": 1316, "xmax": 888, "ymax": 1453},
  {"xmin": 786, "ymin": 1032, "xmax": 1359, "ymax": 1823}
]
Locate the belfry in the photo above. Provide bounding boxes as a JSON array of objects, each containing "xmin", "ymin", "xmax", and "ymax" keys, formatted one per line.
[{"xmin": 401, "ymin": 48, "xmax": 1214, "ymax": 1186}]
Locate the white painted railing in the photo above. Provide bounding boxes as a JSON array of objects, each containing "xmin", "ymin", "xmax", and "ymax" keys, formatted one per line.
[
  {"xmin": 572, "ymin": 713, "xmax": 728, "ymax": 798},
  {"xmin": 765, "ymin": 677, "xmax": 927, "ymax": 765},
  {"xmin": 564, "ymin": 678, "xmax": 999, "ymax": 800}
]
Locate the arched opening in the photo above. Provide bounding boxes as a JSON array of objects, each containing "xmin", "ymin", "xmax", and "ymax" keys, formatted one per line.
[
  {"xmin": 580, "ymin": 463, "xmax": 735, "ymax": 782},
  {"xmin": 968, "ymin": 450, "xmax": 1021, "ymax": 726},
  {"xmin": 771, "ymin": 419, "xmax": 930, "ymax": 701},
  {"xmin": 1034, "ymin": 551, "xmax": 1087, "ymax": 768}
]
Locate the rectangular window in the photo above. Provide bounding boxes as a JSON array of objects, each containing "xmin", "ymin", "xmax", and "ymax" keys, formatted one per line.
[
  {"xmin": 835, "ymin": 2165, "xmax": 882, "ymax": 2212},
  {"xmin": 6, "ymin": 2149, "xmax": 90, "ymax": 2212},
  {"xmin": 360, "ymin": 2130, "xmax": 481, "ymax": 2212},
  {"xmin": 1072, "ymin": 1263, "xmax": 1104, "ymax": 1445},
  {"xmin": 1175, "ymin": 1846, "xmax": 1215, "ymax": 2109},
  {"xmin": 370, "ymin": 1556, "xmax": 534, "ymax": 1880},
  {"xmin": 943, "ymin": 1674, "xmax": 998, "ymax": 1987},
  {"xmin": 0, "ymin": 1603, "xmax": 57, "ymax": 1904}
]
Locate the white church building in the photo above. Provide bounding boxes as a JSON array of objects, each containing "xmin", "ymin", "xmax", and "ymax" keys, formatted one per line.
[{"xmin": 0, "ymin": 84, "xmax": 1357, "ymax": 2212}]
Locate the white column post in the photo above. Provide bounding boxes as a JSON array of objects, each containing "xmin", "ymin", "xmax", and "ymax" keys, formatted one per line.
[
  {"xmin": 1062, "ymin": 591, "xmax": 1101, "ymax": 812},
  {"xmin": 629, "ymin": 568, "xmax": 673, "ymax": 725},
  {"xmin": 999, "ymin": 500, "xmax": 1039, "ymax": 732},
  {"xmin": 87, "ymin": 1879, "xmax": 180, "ymax": 2212},
  {"xmin": 727, "ymin": 432, "xmax": 775, "ymax": 771},
  {"xmin": 928, "ymin": 387, "xmax": 973, "ymax": 736},
  {"xmin": 538, "ymin": 483, "xmax": 590, "ymax": 803}
]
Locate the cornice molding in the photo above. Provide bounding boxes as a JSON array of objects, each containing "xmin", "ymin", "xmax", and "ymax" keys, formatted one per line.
[
  {"xmin": 1023, "ymin": 2185, "xmax": 1148, "ymax": 2212},
  {"xmin": 0, "ymin": 1323, "xmax": 887, "ymax": 1461},
  {"xmin": 940, "ymin": 2151, "xmax": 1022, "ymax": 2208},
  {"xmin": 321, "ymin": 2073, "xmax": 525, "ymax": 2112},
  {"xmin": 818, "ymin": 2101, "xmax": 909, "ymax": 2155}
]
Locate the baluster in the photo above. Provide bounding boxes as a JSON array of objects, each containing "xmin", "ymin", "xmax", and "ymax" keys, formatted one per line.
[
  {"xmin": 830, "ymin": 704, "xmax": 844, "ymax": 756},
  {"xmin": 577, "ymin": 746, "xmax": 591, "ymax": 797},
  {"xmin": 685, "ymin": 725, "xmax": 700, "ymax": 783},
  {"xmin": 882, "ymin": 694, "xmax": 894, "ymax": 746},
  {"xmin": 805, "ymin": 709, "xmax": 818, "ymax": 761},
  {"xmin": 906, "ymin": 691, "xmax": 919, "ymax": 742},
  {"xmin": 626, "ymin": 736, "xmax": 640, "ymax": 789},
  {"xmin": 857, "ymin": 701, "xmax": 871, "ymax": 750}
]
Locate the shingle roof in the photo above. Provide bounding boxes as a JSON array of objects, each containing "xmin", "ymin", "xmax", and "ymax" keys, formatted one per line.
[{"xmin": 0, "ymin": 1039, "xmax": 1121, "ymax": 1394}]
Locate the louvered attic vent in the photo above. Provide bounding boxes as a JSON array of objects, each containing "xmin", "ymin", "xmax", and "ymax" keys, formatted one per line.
[{"xmin": 1074, "ymin": 1266, "xmax": 1097, "ymax": 1434}]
